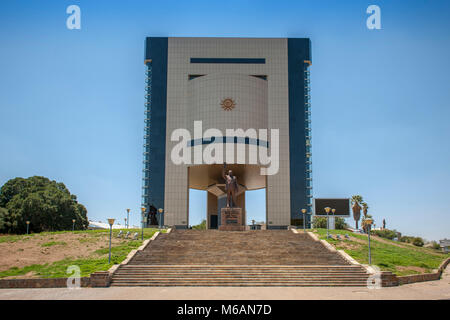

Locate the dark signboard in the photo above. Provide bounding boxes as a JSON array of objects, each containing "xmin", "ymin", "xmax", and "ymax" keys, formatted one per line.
[{"xmin": 313, "ymin": 198, "xmax": 350, "ymax": 217}]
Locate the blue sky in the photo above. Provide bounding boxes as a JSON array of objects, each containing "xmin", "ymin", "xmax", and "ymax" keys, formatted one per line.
[{"xmin": 0, "ymin": 0, "xmax": 449, "ymax": 241}]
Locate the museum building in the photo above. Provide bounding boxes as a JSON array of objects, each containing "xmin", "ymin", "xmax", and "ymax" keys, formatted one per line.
[{"xmin": 142, "ymin": 37, "xmax": 312, "ymax": 229}]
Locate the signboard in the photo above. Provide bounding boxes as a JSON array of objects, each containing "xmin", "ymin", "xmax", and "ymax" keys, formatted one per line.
[{"xmin": 313, "ymin": 198, "xmax": 350, "ymax": 217}]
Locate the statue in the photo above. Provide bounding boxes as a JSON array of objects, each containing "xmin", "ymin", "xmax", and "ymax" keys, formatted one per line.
[
  {"xmin": 148, "ymin": 205, "xmax": 158, "ymax": 226},
  {"xmin": 222, "ymin": 163, "xmax": 238, "ymax": 208},
  {"xmin": 383, "ymin": 218, "xmax": 386, "ymax": 230}
]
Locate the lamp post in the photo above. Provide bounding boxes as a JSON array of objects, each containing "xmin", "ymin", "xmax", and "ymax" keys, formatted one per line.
[
  {"xmin": 26, "ymin": 221, "xmax": 30, "ymax": 235},
  {"xmin": 158, "ymin": 208, "xmax": 164, "ymax": 229},
  {"xmin": 142, "ymin": 216, "xmax": 148, "ymax": 239},
  {"xmin": 141, "ymin": 207, "xmax": 146, "ymax": 240},
  {"xmin": 72, "ymin": 219, "xmax": 76, "ymax": 232},
  {"xmin": 365, "ymin": 218, "xmax": 374, "ymax": 265},
  {"xmin": 324, "ymin": 207, "xmax": 331, "ymax": 238},
  {"xmin": 301, "ymin": 209, "xmax": 307, "ymax": 232},
  {"xmin": 124, "ymin": 218, "xmax": 127, "ymax": 228},
  {"xmin": 126, "ymin": 209, "xmax": 130, "ymax": 229},
  {"xmin": 331, "ymin": 208, "xmax": 336, "ymax": 231},
  {"xmin": 107, "ymin": 218, "xmax": 115, "ymax": 264}
]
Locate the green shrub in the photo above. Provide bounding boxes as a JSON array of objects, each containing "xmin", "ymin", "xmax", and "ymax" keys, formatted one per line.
[
  {"xmin": 431, "ymin": 241, "xmax": 441, "ymax": 250},
  {"xmin": 312, "ymin": 217, "xmax": 327, "ymax": 229},
  {"xmin": 400, "ymin": 236, "xmax": 424, "ymax": 247},
  {"xmin": 372, "ymin": 229, "xmax": 397, "ymax": 240},
  {"xmin": 400, "ymin": 236, "xmax": 415, "ymax": 243},
  {"xmin": 192, "ymin": 219, "xmax": 206, "ymax": 230},
  {"xmin": 312, "ymin": 217, "xmax": 347, "ymax": 229},
  {"xmin": 334, "ymin": 217, "xmax": 347, "ymax": 230},
  {"xmin": 412, "ymin": 237, "xmax": 424, "ymax": 247}
]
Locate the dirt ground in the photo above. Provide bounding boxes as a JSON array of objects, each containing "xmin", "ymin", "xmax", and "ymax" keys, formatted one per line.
[{"xmin": 0, "ymin": 232, "xmax": 127, "ymax": 273}]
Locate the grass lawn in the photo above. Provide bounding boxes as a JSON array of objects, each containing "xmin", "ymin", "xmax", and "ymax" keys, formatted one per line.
[
  {"xmin": 0, "ymin": 228, "xmax": 164, "ymax": 279},
  {"xmin": 311, "ymin": 228, "xmax": 450, "ymax": 276}
]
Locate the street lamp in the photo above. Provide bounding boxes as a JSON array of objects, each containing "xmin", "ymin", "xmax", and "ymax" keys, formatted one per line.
[
  {"xmin": 365, "ymin": 218, "xmax": 374, "ymax": 265},
  {"xmin": 301, "ymin": 209, "xmax": 307, "ymax": 232},
  {"xmin": 124, "ymin": 218, "xmax": 127, "ymax": 228},
  {"xmin": 324, "ymin": 207, "xmax": 331, "ymax": 238},
  {"xmin": 26, "ymin": 221, "xmax": 30, "ymax": 235},
  {"xmin": 72, "ymin": 219, "xmax": 76, "ymax": 231},
  {"xmin": 107, "ymin": 218, "xmax": 115, "ymax": 264},
  {"xmin": 158, "ymin": 208, "xmax": 164, "ymax": 229},
  {"xmin": 141, "ymin": 207, "xmax": 146, "ymax": 240},
  {"xmin": 331, "ymin": 208, "xmax": 336, "ymax": 232},
  {"xmin": 142, "ymin": 216, "xmax": 148, "ymax": 239},
  {"xmin": 126, "ymin": 209, "xmax": 130, "ymax": 229}
]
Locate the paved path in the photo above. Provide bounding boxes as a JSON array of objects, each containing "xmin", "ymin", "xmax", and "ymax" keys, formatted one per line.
[{"xmin": 1, "ymin": 268, "xmax": 449, "ymax": 300}]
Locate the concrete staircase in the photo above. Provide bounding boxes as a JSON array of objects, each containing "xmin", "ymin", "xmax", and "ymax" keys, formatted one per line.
[
  {"xmin": 110, "ymin": 230, "xmax": 369, "ymax": 287},
  {"xmin": 128, "ymin": 230, "xmax": 349, "ymax": 265},
  {"xmin": 111, "ymin": 265, "xmax": 369, "ymax": 286}
]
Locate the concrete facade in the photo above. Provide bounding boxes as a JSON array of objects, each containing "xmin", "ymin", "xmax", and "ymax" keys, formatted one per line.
[{"xmin": 142, "ymin": 37, "xmax": 312, "ymax": 229}]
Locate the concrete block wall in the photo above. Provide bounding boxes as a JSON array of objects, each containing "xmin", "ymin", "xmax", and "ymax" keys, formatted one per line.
[{"xmin": 164, "ymin": 38, "xmax": 291, "ymax": 227}]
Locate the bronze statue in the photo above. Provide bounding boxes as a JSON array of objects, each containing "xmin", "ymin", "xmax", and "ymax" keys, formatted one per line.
[
  {"xmin": 148, "ymin": 205, "xmax": 158, "ymax": 226},
  {"xmin": 222, "ymin": 163, "xmax": 238, "ymax": 208}
]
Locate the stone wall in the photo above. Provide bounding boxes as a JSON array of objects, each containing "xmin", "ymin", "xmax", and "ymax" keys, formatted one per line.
[
  {"xmin": 379, "ymin": 271, "xmax": 399, "ymax": 287},
  {"xmin": 397, "ymin": 273, "xmax": 440, "ymax": 285},
  {"xmin": 0, "ymin": 272, "xmax": 110, "ymax": 289},
  {"xmin": 380, "ymin": 257, "xmax": 450, "ymax": 287},
  {"xmin": 0, "ymin": 277, "xmax": 90, "ymax": 289},
  {"xmin": 89, "ymin": 271, "xmax": 110, "ymax": 287}
]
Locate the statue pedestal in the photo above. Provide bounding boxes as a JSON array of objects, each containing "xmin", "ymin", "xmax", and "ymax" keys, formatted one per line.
[{"xmin": 219, "ymin": 207, "xmax": 245, "ymax": 231}]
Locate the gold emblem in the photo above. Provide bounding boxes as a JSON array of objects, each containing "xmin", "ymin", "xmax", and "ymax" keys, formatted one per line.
[{"xmin": 220, "ymin": 98, "xmax": 236, "ymax": 111}]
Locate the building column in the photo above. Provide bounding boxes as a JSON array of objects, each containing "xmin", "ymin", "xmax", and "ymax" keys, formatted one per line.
[{"xmin": 207, "ymin": 192, "xmax": 218, "ymax": 229}]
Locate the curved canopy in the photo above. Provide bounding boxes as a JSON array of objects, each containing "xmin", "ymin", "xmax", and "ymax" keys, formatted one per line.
[{"xmin": 188, "ymin": 164, "xmax": 266, "ymax": 191}]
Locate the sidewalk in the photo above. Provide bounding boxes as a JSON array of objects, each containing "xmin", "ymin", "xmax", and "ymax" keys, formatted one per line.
[{"xmin": 1, "ymin": 269, "xmax": 449, "ymax": 300}]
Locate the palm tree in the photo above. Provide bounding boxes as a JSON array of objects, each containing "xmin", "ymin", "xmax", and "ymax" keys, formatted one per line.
[
  {"xmin": 362, "ymin": 202, "xmax": 369, "ymax": 218},
  {"xmin": 351, "ymin": 195, "xmax": 363, "ymax": 204},
  {"xmin": 351, "ymin": 195, "xmax": 363, "ymax": 230}
]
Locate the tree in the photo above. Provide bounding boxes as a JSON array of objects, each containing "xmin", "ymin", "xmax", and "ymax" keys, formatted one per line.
[
  {"xmin": 351, "ymin": 195, "xmax": 363, "ymax": 205},
  {"xmin": 361, "ymin": 202, "xmax": 369, "ymax": 218},
  {"xmin": 192, "ymin": 219, "xmax": 206, "ymax": 230},
  {"xmin": 351, "ymin": 195, "xmax": 363, "ymax": 229},
  {"xmin": 0, "ymin": 177, "xmax": 28, "ymax": 207},
  {"xmin": 0, "ymin": 207, "xmax": 9, "ymax": 231},
  {"xmin": 0, "ymin": 176, "xmax": 88, "ymax": 234}
]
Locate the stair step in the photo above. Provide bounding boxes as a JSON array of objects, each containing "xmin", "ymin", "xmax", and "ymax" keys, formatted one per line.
[{"xmin": 111, "ymin": 230, "xmax": 367, "ymax": 287}]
